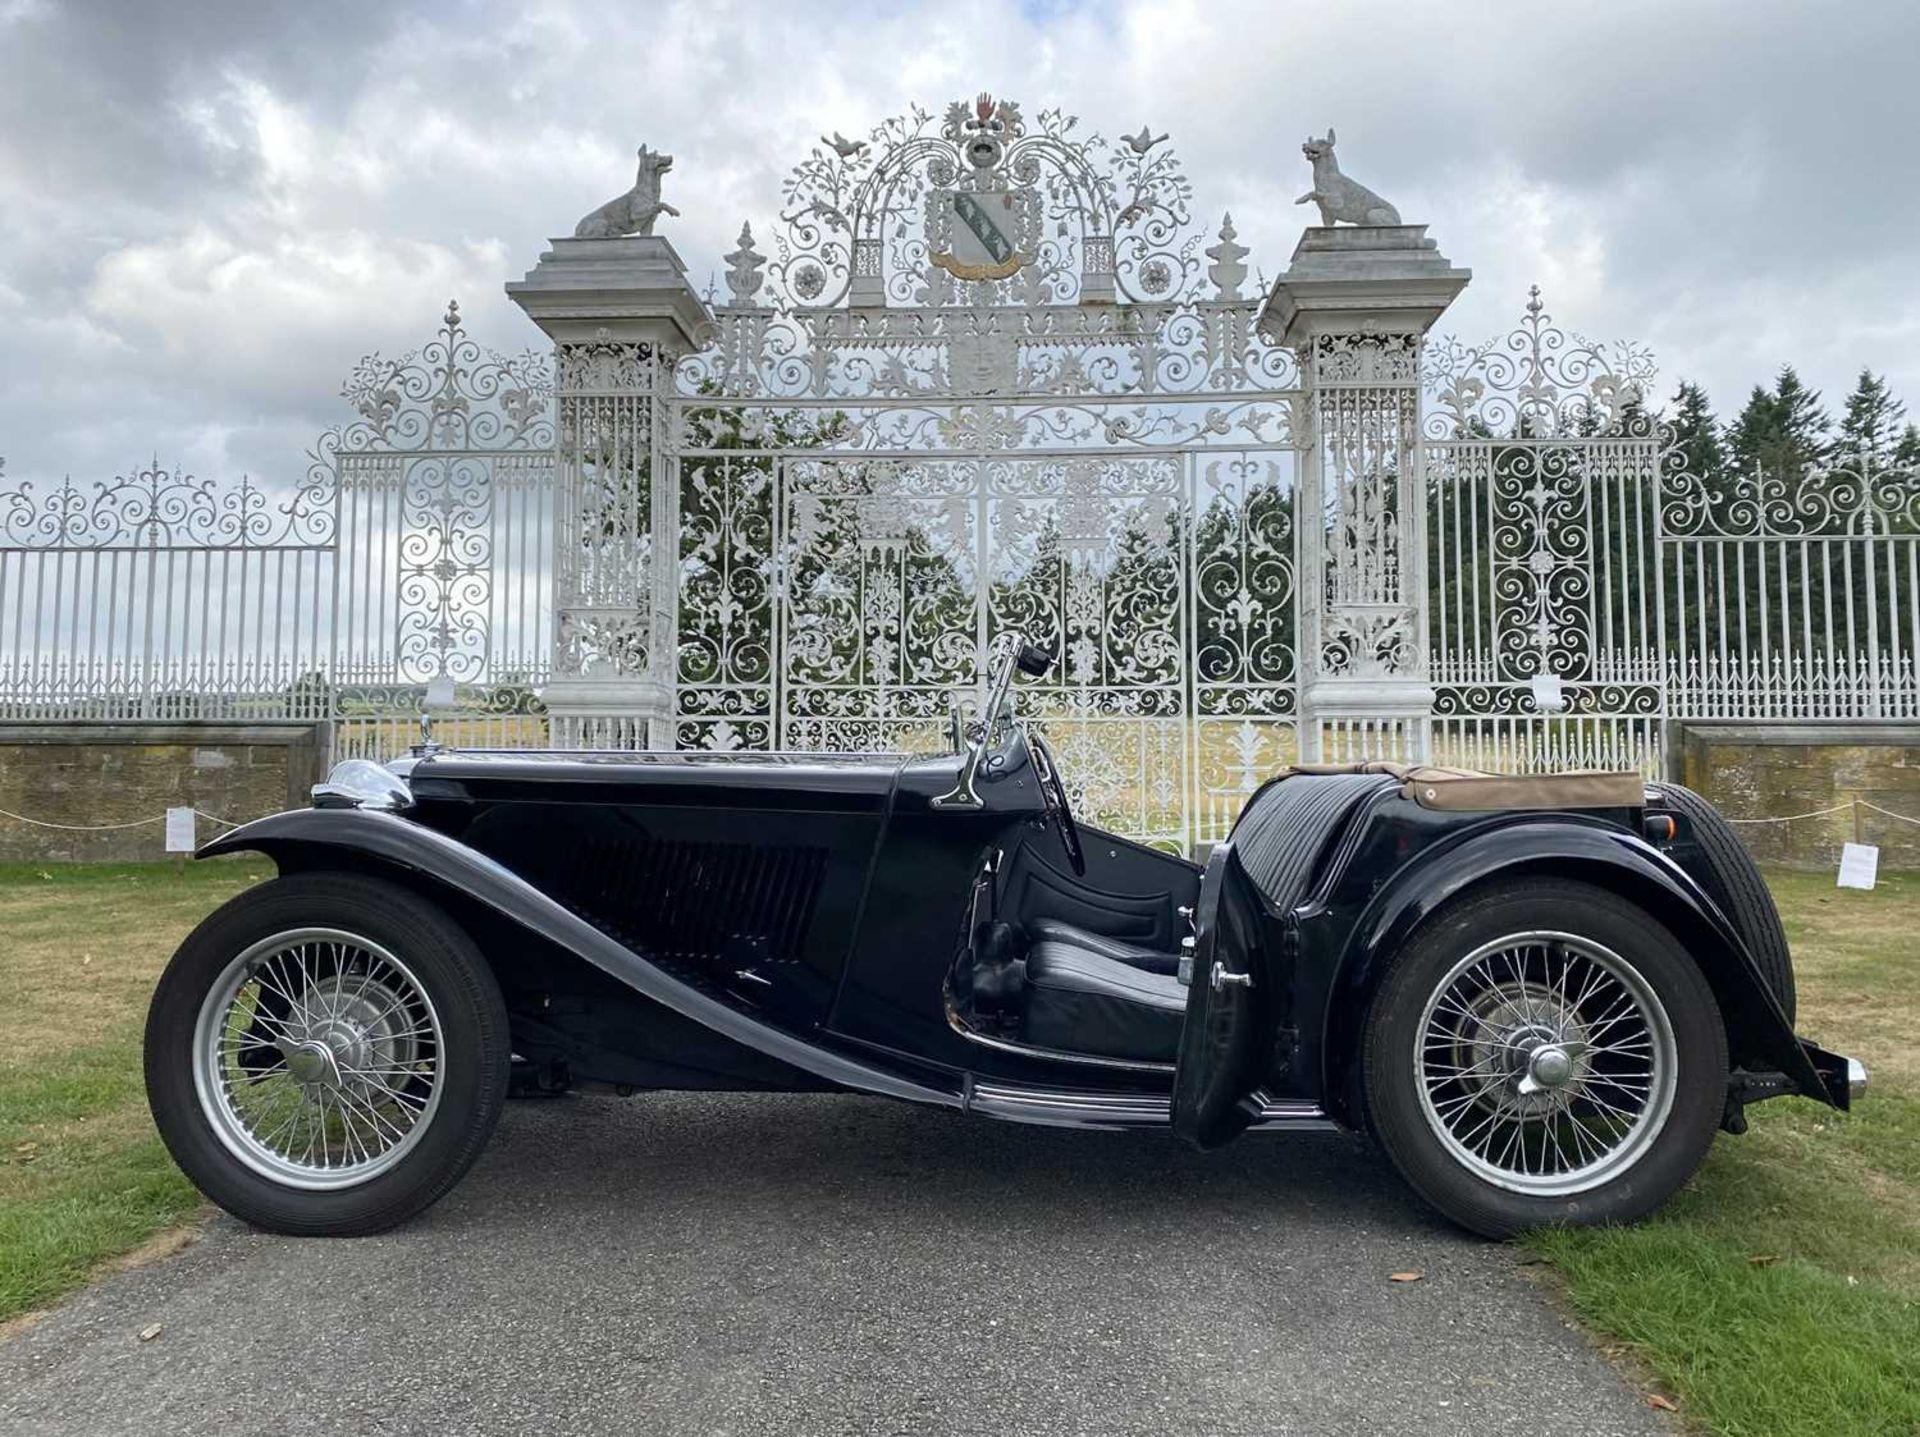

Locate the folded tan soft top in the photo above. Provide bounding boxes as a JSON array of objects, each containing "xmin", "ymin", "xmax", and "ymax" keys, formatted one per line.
[{"xmin": 1278, "ymin": 762, "xmax": 1645, "ymax": 812}]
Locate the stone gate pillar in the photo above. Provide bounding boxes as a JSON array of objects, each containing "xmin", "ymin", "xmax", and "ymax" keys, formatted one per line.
[
  {"xmin": 507, "ymin": 237, "xmax": 713, "ymax": 748},
  {"xmin": 1259, "ymin": 226, "xmax": 1469, "ymax": 763}
]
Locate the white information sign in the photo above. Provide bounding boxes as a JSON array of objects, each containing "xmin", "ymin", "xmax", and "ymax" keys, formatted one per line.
[
  {"xmin": 1837, "ymin": 841, "xmax": 1879, "ymax": 891},
  {"xmin": 1528, "ymin": 673, "xmax": 1568, "ymax": 713},
  {"xmin": 164, "ymin": 806, "xmax": 197, "ymax": 854}
]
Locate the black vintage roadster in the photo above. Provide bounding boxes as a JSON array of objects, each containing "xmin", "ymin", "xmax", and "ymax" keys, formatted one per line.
[{"xmin": 145, "ymin": 636, "xmax": 1864, "ymax": 1238}]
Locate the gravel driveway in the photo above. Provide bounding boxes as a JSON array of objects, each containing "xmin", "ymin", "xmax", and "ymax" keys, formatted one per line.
[{"xmin": 0, "ymin": 1092, "xmax": 1663, "ymax": 1437}]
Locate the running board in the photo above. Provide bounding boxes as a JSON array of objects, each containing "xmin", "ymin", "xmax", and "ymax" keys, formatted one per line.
[
  {"xmin": 1247, "ymin": 1097, "xmax": 1342, "ymax": 1133},
  {"xmin": 964, "ymin": 1079, "xmax": 1338, "ymax": 1132}
]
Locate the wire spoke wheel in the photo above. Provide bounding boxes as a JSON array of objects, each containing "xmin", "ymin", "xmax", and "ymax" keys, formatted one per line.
[
  {"xmin": 191, "ymin": 927, "xmax": 445, "ymax": 1190},
  {"xmin": 1414, "ymin": 930, "xmax": 1678, "ymax": 1196}
]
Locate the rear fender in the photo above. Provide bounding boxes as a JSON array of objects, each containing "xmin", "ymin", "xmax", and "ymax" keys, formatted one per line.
[
  {"xmin": 200, "ymin": 808, "xmax": 961, "ymax": 1108},
  {"xmin": 1317, "ymin": 818, "xmax": 1832, "ymax": 1122}
]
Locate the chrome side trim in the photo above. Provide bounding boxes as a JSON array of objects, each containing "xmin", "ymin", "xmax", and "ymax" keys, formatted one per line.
[
  {"xmin": 1246, "ymin": 1097, "xmax": 1342, "ymax": 1132},
  {"xmin": 964, "ymin": 1079, "xmax": 1338, "ymax": 1132},
  {"xmin": 943, "ymin": 1000, "xmax": 1175, "ymax": 1075},
  {"xmin": 1849, "ymin": 1057, "xmax": 1869, "ymax": 1098},
  {"xmin": 966, "ymin": 1080, "xmax": 1172, "ymax": 1128}
]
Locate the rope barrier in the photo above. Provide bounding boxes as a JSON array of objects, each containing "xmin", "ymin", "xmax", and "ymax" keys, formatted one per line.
[
  {"xmin": 0, "ymin": 806, "xmax": 243, "ymax": 832},
  {"xmin": 0, "ymin": 808, "xmax": 164, "ymax": 831},
  {"xmin": 1722, "ymin": 803, "xmax": 1853, "ymax": 826},
  {"xmin": 1859, "ymin": 800, "xmax": 1920, "ymax": 826},
  {"xmin": 1712, "ymin": 798, "xmax": 1920, "ymax": 829}
]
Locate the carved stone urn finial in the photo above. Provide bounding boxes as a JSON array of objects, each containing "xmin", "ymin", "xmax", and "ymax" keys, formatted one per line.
[
  {"xmin": 1206, "ymin": 212, "xmax": 1250, "ymax": 299},
  {"xmin": 724, "ymin": 223, "xmax": 767, "ymax": 307},
  {"xmin": 1295, "ymin": 129, "xmax": 1402, "ymax": 227}
]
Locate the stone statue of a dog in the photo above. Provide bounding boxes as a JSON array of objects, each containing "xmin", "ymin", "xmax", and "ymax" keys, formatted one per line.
[
  {"xmin": 1296, "ymin": 129, "xmax": 1401, "ymax": 227},
  {"xmin": 574, "ymin": 146, "xmax": 681, "ymax": 239}
]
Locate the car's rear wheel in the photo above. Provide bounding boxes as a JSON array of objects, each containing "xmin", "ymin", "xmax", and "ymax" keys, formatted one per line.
[
  {"xmin": 1362, "ymin": 879, "xmax": 1726, "ymax": 1237},
  {"xmin": 145, "ymin": 872, "xmax": 509, "ymax": 1236}
]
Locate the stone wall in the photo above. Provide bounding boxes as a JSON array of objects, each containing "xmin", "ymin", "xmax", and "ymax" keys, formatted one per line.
[
  {"xmin": 0, "ymin": 724, "xmax": 327, "ymax": 863},
  {"xmin": 8, "ymin": 717, "xmax": 1919, "ymax": 869},
  {"xmin": 1676, "ymin": 723, "xmax": 1920, "ymax": 870}
]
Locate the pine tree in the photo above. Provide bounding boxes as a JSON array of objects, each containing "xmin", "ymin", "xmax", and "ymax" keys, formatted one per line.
[
  {"xmin": 1667, "ymin": 380, "xmax": 1726, "ymax": 492},
  {"xmin": 1728, "ymin": 384, "xmax": 1779, "ymax": 477},
  {"xmin": 1836, "ymin": 368, "xmax": 1909, "ymax": 473},
  {"xmin": 1718, "ymin": 373, "xmax": 1832, "ymax": 656},
  {"xmin": 1728, "ymin": 367, "xmax": 1829, "ymax": 482},
  {"xmin": 1898, "ymin": 423, "xmax": 1920, "ymax": 471},
  {"xmin": 1773, "ymin": 366, "xmax": 1832, "ymax": 467}
]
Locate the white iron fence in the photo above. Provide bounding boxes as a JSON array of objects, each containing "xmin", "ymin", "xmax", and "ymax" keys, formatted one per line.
[
  {"xmin": 4, "ymin": 105, "xmax": 1917, "ymax": 854},
  {"xmin": 1, "ymin": 304, "xmax": 557, "ymax": 757},
  {"xmin": 4, "ymin": 289, "xmax": 1917, "ymax": 848},
  {"xmin": 0, "ymin": 465, "xmax": 336, "ymax": 722}
]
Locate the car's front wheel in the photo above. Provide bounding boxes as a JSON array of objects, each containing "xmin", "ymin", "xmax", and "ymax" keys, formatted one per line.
[
  {"xmin": 1362, "ymin": 879, "xmax": 1726, "ymax": 1237},
  {"xmin": 145, "ymin": 872, "xmax": 510, "ymax": 1236}
]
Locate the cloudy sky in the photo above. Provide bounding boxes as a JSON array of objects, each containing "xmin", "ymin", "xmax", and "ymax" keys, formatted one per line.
[{"xmin": 1, "ymin": 0, "xmax": 1916, "ymax": 489}]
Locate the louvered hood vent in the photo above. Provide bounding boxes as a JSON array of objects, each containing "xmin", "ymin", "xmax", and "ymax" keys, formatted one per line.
[{"xmin": 571, "ymin": 838, "xmax": 830, "ymax": 967}]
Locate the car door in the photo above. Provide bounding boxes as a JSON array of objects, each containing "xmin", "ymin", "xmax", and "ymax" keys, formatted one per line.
[
  {"xmin": 1169, "ymin": 843, "xmax": 1272, "ymax": 1148},
  {"xmin": 1172, "ymin": 770, "xmax": 1400, "ymax": 1145}
]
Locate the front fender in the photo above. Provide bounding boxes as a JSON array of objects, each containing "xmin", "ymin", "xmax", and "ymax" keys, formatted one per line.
[
  {"xmin": 1316, "ymin": 816, "xmax": 1829, "ymax": 1115},
  {"xmin": 201, "ymin": 808, "xmax": 962, "ymax": 1109}
]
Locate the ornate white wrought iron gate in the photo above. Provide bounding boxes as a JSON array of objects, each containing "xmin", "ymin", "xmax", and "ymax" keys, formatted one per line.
[
  {"xmin": 8, "ymin": 96, "xmax": 1920, "ymax": 853},
  {"xmin": 1423, "ymin": 289, "xmax": 1666, "ymax": 774},
  {"xmin": 674, "ymin": 445, "xmax": 1297, "ymax": 848},
  {"xmin": 325, "ymin": 304, "xmax": 556, "ymax": 759},
  {"xmin": 664, "ymin": 99, "xmax": 1300, "ymax": 847}
]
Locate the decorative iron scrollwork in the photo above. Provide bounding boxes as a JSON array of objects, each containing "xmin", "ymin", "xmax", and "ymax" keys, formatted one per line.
[
  {"xmin": 765, "ymin": 95, "xmax": 1205, "ymax": 311},
  {"xmin": 336, "ymin": 300, "xmax": 553, "ymax": 453},
  {"xmin": 0, "ymin": 461, "xmax": 331, "ymax": 550},
  {"xmin": 1423, "ymin": 287, "xmax": 1656, "ymax": 441}
]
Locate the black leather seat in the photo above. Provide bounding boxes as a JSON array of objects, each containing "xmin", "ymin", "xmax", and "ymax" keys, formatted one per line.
[
  {"xmin": 1019, "ymin": 923, "xmax": 1187, "ymax": 1063},
  {"xmin": 1025, "ymin": 917, "xmax": 1181, "ymax": 975}
]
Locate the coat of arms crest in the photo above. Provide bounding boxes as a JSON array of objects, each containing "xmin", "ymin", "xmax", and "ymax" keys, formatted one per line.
[{"xmin": 924, "ymin": 93, "xmax": 1041, "ymax": 282}]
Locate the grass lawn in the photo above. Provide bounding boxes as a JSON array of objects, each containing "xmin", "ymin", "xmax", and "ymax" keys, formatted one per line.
[
  {"xmin": 0, "ymin": 859, "xmax": 270, "ymax": 1324},
  {"xmin": 1, "ymin": 860, "xmax": 1916, "ymax": 1435},
  {"xmin": 1531, "ymin": 868, "xmax": 1920, "ymax": 1436}
]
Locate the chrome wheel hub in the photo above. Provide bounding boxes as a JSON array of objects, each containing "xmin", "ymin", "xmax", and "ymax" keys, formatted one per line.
[
  {"xmin": 192, "ymin": 929, "xmax": 445, "ymax": 1191},
  {"xmin": 1415, "ymin": 931, "xmax": 1678, "ymax": 1196},
  {"xmin": 1527, "ymin": 1045, "xmax": 1574, "ymax": 1091},
  {"xmin": 283, "ymin": 1040, "xmax": 338, "ymax": 1087},
  {"xmin": 278, "ymin": 974, "xmax": 424, "ymax": 1107}
]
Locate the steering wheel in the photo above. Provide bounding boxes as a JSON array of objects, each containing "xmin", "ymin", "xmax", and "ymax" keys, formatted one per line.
[{"xmin": 1028, "ymin": 734, "xmax": 1085, "ymax": 876}]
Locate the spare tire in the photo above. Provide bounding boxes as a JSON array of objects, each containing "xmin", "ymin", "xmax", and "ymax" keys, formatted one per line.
[{"xmin": 1647, "ymin": 782, "xmax": 1795, "ymax": 1023}]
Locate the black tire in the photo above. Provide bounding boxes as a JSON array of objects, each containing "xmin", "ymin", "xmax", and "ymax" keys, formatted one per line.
[
  {"xmin": 1362, "ymin": 879, "xmax": 1727, "ymax": 1238},
  {"xmin": 1648, "ymin": 781, "xmax": 1795, "ymax": 1022},
  {"xmin": 145, "ymin": 872, "xmax": 510, "ymax": 1236}
]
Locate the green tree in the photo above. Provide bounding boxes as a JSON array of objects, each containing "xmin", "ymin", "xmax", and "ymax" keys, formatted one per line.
[
  {"xmin": 1729, "ymin": 366, "xmax": 1830, "ymax": 483},
  {"xmin": 1775, "ymin": 367, "xmax": 1832, "ymax": 464},
  {"xmin": 1836, "ymin": 368, "xmax": 1909, "ymax": 473},
  {"xmin": 1667, "ymin": 380, "xmax": 1727, "ymax": 494},
  {"xmin": 1898, "ymin": 423, "xmax": 1920, "ymax": 470}
]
